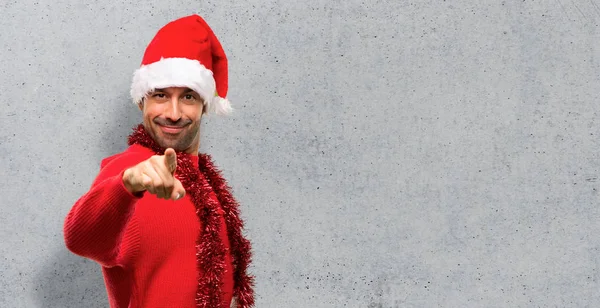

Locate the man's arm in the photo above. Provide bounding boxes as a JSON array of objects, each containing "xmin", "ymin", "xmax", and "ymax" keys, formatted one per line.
[
  {"xmin": 63, "ymin": 155, "xmax": 144, "ymax": 267},
  {"xmin": 63, "ymin": 148, "xmax": 185, "ymax": 267}
]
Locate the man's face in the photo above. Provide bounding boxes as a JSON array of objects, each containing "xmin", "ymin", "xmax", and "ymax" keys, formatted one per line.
[{"xmin": 139, "ymin": 87, "xmax": 204, "ymax": 154}]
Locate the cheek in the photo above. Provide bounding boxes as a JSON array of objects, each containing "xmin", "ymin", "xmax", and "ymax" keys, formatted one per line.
[
  {"xmin": 143, "ymin": 104, "xmax": 163, "ymax": 120},
  {"xmin": 182, "ymin": 105, "xmax": 202, "ymax": 120}
]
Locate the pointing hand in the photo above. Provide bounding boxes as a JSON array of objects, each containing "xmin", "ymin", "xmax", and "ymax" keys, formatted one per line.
[{"xmin": 122, "ymin": 148, "xmax": 186, "ymax": 200}]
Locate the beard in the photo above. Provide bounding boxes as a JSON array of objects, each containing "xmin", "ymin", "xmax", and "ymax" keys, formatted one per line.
[{"xmin": 144, "ymin": 117, "xmax": 200, "ymax": 152}]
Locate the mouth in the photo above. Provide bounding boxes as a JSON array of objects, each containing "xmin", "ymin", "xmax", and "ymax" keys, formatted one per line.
[{"xmin": 158, "ymin": 124, "xmax": 186, "ymax": 134}]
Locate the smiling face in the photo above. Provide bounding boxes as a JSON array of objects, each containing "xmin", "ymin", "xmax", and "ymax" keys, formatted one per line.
[{"xmin": 138, "ymin": 87, "xmax": 205, "ymax": 154}]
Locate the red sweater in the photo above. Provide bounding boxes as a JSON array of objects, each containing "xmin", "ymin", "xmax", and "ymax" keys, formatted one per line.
[{"xmin": 63, "ymin": 144, "xmax": 234, "ymax": 308}]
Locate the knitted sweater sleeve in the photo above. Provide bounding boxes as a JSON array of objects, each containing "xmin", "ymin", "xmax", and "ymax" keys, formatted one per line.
[{"xmin": 63, "ymin": 153, "xmax": 144, "ymax": 268}]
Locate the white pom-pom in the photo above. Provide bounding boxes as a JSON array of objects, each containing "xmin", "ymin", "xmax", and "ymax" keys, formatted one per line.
[{"xmin": 210, "ymin": 96, "xmax": 234, "ymax": 116}]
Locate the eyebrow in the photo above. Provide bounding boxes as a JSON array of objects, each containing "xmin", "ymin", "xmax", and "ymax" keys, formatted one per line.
[{"xmin": 152, "ymin": 88, "xmax": 195, "ymax": 94}]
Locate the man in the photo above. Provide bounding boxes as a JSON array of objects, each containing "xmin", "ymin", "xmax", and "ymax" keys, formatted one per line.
[{"xmin": 63, "ymin": 14, "xmax": 254, "ymax": 308}]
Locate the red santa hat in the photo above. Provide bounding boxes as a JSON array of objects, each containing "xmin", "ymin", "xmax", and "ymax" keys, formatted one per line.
[{"xmin": 130, "ymin": 14, "xmax": 232, "ymax": 115}]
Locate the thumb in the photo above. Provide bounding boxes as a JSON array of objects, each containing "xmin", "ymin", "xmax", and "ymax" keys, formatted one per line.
[
  {"xmin": 164, "ymin": 148, "xmax": 177, "ymax": 174},
  {"xmin": 171, "ymin": 179, "xmax": 186, "ymax": 201}
]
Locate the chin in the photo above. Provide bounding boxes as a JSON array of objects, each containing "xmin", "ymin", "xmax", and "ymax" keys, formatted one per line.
[
  {"xmin": 159, "ymin": 138, "xmax": 193, "ymax": 152},
  {"xmin": 157, "ymin": 139, "xmax": 181, "ymax": 150}
]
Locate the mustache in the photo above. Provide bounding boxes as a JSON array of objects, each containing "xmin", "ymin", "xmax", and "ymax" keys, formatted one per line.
[{"xmin": 153, "ymin": 118, "xmax": 192, "ymax": 127}]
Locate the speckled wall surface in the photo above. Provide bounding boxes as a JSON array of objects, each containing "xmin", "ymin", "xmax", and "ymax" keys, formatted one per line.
[{"xmin": 1, "ymin": 1, "xmax": 599, "ymax": 307}]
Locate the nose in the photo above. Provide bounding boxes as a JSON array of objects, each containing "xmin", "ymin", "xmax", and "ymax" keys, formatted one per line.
[{"xmin": 164, "ymin": 96, "xmax": 181, "ymax": 121}]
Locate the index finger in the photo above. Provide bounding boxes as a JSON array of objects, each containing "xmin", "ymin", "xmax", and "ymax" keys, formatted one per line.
[{"xmin": 164, "ymin": 148, "xmax": 177, "ymax": 174}]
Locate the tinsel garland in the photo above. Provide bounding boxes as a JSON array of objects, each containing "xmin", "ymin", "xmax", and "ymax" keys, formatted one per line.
[{"xmin": 127, "ymin": 124, "xmax": 255, "ymax": 308}]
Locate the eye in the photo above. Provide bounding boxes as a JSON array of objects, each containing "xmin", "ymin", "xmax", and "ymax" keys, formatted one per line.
[
  {"xmin": 152, "ymin": 93, "xmax": 166, "ymax": 98},
  {"xmin": 184, "ymin": 94, "xmax": 195, "ymax": 100}
]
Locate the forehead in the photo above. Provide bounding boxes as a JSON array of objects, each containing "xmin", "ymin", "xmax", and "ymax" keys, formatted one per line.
[{"xmin": 151, "ymin": 87, "xmax": 197, "ymax": 94}]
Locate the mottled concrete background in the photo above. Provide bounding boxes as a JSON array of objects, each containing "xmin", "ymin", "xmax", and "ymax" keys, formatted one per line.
[{"xmin": 1, "ymin": 0, "xmax": 599, "ymax": 307}]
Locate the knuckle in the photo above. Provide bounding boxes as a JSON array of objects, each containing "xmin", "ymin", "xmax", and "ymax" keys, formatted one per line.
[
  {"xmin": 149, "ymin": 156, "xmax": 160, "ymax": 165},
  {"xmin": 142, "ymin": 161, "xmax": 153, "ymax": 171}
]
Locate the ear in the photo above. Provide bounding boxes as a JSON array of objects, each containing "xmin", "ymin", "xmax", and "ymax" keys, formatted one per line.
[{"xmin": 137, "ymin": 100, "xmax": 144, "ymax": 111}]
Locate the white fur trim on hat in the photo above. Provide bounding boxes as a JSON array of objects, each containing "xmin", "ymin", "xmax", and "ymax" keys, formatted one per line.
[
  {"xmin": 210, "ymin": 96, "xmax": 233, "ymax": 115},
  {"xmin": 130, "ymin": 57, "xmax": 232, "ymax": 115}
]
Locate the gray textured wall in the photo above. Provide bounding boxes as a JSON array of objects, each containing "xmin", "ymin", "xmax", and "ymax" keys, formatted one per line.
[{"xmin": 1, "ymin": 0, "xmax": 599, "ymax": 307}]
